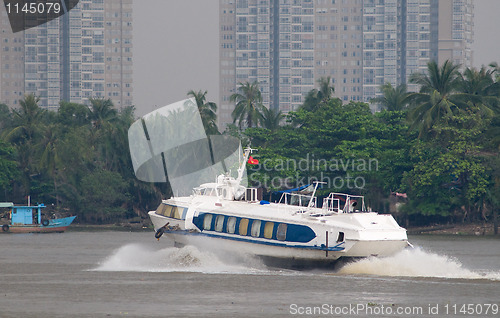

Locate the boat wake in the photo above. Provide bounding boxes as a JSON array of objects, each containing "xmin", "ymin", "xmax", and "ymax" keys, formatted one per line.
[
  {"xmin": 93, "ymin": 243, "xmax": 500, "ymax": 280},
  {"xmin": 338, "ymin": 247, "xmax": 500, "ymax": 281},
  {"xmin": 93, "ymin": 243, "xmax": 270, "ymax": 274}
]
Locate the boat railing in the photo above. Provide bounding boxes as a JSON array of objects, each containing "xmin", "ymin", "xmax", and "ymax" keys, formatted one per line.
[
  {"xmin": 278, "ymin": 192, "xmax": 316, "ymax": 208},
  {"xmin": 326, "ymin": 192, "xmax": 367, "ymax": 213},
  {"xmin": 322, "ymin": 197, "xmax": 342, "ymax": 214},
  {"xmin": 245, "ymin": 188, "xmax": 259, "ymax": 202}
]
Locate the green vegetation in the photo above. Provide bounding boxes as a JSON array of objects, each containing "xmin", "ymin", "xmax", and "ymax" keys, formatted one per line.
[
  {"xmin": 0, "ymin": 60, "xmax": 498, "ymax": 230},
  {"xmin": 230, "ymin": 81, "xmax": 265, "ymax": 129},
  {"xmin": 0, "ymin": 96, "xmax": 161, "ymax": 223},
  {"xmin": 238, "ymin": 60, "xmax": 500, "ymax": 229}
]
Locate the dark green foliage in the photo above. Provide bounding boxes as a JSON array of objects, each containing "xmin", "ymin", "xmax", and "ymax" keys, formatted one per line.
[
  {"xmin": 230, "ymin": 81, "xmax": 265, "ymax": 129},
  {"xmin": 188, "ymin": 90, "xmax": 219, "ymax": 135},
  {"xmin": 0, "ymin": 94, "xmax": 164, "ymax": 223},
  {"xmin": 0, "ymin": 140, "xmax": 18, "ymax": 199},
  {"xmin": 370, "ymin": 83, "xmax": 411, "ymax": 111},
  {"xmin": 79, "ymin": 170, "xmax": 129, "ymax": 223},
  {"xmin": 1, "ymin": 61, "xmax": 499, "ymax": 228},
  {"xmin": 237, "ymin": 61, "xmax": 500, "ymax": 227}
]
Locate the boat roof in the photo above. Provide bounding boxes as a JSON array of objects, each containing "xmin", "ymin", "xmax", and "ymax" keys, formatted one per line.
[{"xmin": 1, "ymin": 203, "xmax": 45, "ymax": 209}]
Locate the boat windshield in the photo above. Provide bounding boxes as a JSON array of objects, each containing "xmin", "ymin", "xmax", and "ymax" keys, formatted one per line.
[{"xmin": 193, "ymin": 186, "xmax": 221, "ymax": 197}]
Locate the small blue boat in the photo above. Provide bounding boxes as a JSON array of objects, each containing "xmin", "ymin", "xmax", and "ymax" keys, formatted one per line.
[{"xmin": 1, "ymin": 202, "xmax": 76, "ymax": 233}]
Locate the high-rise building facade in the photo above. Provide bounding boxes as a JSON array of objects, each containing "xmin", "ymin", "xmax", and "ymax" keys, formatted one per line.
[
  {"xmin": 0, "ymin": 0, "xmax": 132, "ymax": 111},
  {"xmin": 0, "ymin": 10, "xmax": 25, "ymax": 108},
  {"xmin": 219, "ymin": 0, "xmax": 473, "ymax": 127},
  {"xmin": 437, "ymin": 0, "xmax": 473, "ymax": 67}
]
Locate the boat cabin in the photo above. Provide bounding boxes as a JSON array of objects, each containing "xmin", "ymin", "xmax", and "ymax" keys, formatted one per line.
[{"xmin": 10, "ymin": 204, "xmax": 45, "ymax": 226}]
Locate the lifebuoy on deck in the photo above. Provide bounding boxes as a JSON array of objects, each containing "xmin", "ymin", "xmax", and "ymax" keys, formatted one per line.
[
  {"xmin": 42, "ymin": 220, "xmax": 49, "ymax": 226},
  {"xmin": 2, "ymin": 224, "xmax": 9, "ymax": 232}
]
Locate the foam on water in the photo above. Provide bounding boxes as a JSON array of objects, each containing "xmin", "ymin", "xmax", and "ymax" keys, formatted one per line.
[
  {"xmin": 93, "ymin": 243, "xmax": 270, "ymax": 274},
  {"xmin": 338, "ymin": 247, "xmax": 500, "ymax": 281},
  {"xmin": 93, "ymin": 242, "xmax": 500, "ymax": 280}
]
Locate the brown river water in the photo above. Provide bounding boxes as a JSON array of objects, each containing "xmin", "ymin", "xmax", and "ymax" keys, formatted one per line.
[{"xmin": 0, "ymin": 231, "xmax": 499, "ymax": 317}]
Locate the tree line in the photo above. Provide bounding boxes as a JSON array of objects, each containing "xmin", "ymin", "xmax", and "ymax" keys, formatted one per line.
[
  {"xmin": 0, "ymin": 60, "xmax": 498, "ymax": 230},
  {"xmin": 228, "ymin": 60, "xmax": 500, "ymax": 231}
]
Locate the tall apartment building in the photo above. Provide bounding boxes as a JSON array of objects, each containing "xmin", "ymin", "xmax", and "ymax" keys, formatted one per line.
[
  {"xmin": 0, "ymin": 0, "xmax": 132, "ymax": 111},
  {"xmin": 0, "ymin": 10, "xmax": 25, "ymax": 108},
  {"xmin": 437, "ymin": 0, "xmax": 473, "ymax": 67},
  {"xmin": 219, "ymin": 0, "xmax": 473, "ymax": 127}
]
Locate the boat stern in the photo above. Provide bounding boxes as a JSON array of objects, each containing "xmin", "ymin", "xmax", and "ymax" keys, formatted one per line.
[{"xmin": 336, "ymin": 213, "xmax": 408, "ymax": 258}]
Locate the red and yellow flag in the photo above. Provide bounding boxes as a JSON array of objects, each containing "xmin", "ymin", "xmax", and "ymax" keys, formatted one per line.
[{"xmin": 248, "ymin": 156, "xmax": 259, "ymax": 165}]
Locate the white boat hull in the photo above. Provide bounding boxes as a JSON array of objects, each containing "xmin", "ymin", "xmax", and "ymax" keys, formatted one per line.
[
  {"xmin": 162, "ymin": 230, "xmax": 407, "ymax": 261},
  {"xmin": 150, "ymin": 210, "xmax": 408, "ymax": 267}
]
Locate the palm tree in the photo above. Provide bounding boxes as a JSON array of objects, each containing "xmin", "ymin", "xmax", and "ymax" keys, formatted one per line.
[
  {"xmin": 187, "ymin": 90, "xmax": 219, "ymax": 135},
  {"xmin": 300, "ymin": 77, "xmax": 336, "ymax": 112},
  {"xmin": 87, "ymin": 98, "xmax": 119, "ymax": 170},
  {"xmin": 230, "ymin": 81, "xmax": 265, "ymax": 129},
  {"xmin": 88, "ymin": 98, "xmax": 117, "ymax": 131},
  {"xmin": 4, "ymin": 94, "xmax": 45, "ymax": 143},
  {"xmin": 316, "ymin": 76, "xmax": 335, "ymax": 103},
  {"xmin": 260, "ymin": 107, "xmax": 284, "ymax": 131},
  {"xmin": 407, "ymin": 60, "xmax": 462, "ymax": 138},
  {"xmin": 0, "ymin": 103, "xmax": 12, "ymax": 133},
  {"xmin": 300, "ymin": 89, "xmax": 321, "ymax": 112},
  {"xmin": 3, "ymin": 94, "xmax": 45, "ymax": 195},
  {"xmin": 38, "ymin": 124, "xmax": 62, "ymax": 206},
  {"xmin": 370, "ymin": 83, "xmax": 411, "ymax": 111},
  {"xmin": 455, "ymin": 66, "xmax": 500, "ymax": 116}
]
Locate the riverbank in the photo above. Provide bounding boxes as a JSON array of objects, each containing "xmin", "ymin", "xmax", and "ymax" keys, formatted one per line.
[
  {"xmin": 407, "ymin": 222, "xmax": 499, "ymax": 236},
  {"xmin": 68, "ymin": 223, "xmax": 152, "ymax": 232},
  {"xmin": 68, "ymin": 221, "xmax": 499, "ymax": 236}
]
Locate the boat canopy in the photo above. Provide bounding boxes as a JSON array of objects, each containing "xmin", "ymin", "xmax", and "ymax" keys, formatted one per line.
[{"xmin": 277, "ymin": 184, "xmax": 312, "ymax": 193}]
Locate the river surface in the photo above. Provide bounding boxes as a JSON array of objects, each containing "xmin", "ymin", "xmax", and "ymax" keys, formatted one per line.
[{"xmin": 0, "ymin": 231, "xmax": 499, "ymax": 317}]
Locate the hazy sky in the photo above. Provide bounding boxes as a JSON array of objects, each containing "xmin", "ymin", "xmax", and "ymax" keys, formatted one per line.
[{"xmin": 132, "ymin": 0, "xmax": 500, "ymax": 116}]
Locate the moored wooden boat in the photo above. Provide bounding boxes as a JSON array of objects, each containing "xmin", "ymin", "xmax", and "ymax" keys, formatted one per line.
[{"xmin": 1, "ymin": 202, "xmax": 76, "ymax": 234}]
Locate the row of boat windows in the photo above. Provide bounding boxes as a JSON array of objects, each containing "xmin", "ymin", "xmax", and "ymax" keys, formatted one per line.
[
  {"xmin": 203, "ymin": 214, "xmax": 287, "ymax": 241},
  {"xmin": 155, "ymin": 204, "xmax": 183, "ymax": 220}
]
